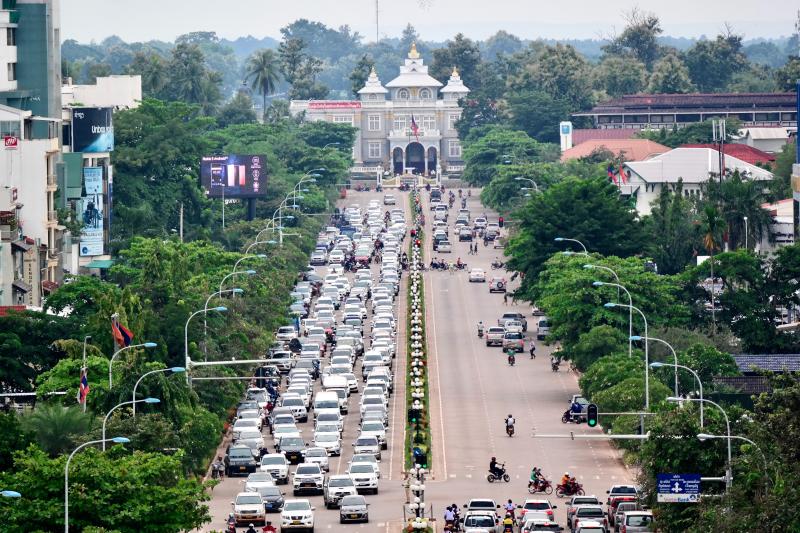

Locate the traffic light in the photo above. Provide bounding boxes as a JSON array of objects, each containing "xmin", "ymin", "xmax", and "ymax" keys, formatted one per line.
[
  {"xmin": 499, "ymin": 216, "xmax": 504, "ymax": 228},
  {"xmin": 408, "ymin": 408, "xmax": 420, "ymax": 424},
  {"xmin": 587, "ymin": 403, "xmax": 599, "ymax": 428}
]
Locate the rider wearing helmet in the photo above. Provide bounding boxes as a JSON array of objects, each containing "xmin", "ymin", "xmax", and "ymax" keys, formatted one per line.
[
  {"xmin": 489, "ymin": 456, "xmax": 503, "ymax": 478},
  {"xmin": 561, "ymin": 472, "xmax": 571, "ymax": 488},
  {"xmin": 504, "ymin": 499, "xmax": 515, "ymax": 517},
  {"xmin": 477, "ymin": 321, "xmax": 484, "ymax": 336},
  {"xmin": 505, "ymin": 414, "xmax": 515, "ymax": 429}
]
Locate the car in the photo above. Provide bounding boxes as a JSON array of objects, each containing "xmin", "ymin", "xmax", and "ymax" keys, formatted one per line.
[
  {"xmin": 313, "ymin": 432, "xmax": 341, "ymax": 456},
  {"xmin": 502, "ymin": 331, "xmax": 524, "ymax": 352},
  {"xmin": 606, "ymin": 485, "xmax": 638, "ymax": 503},
  {"xmin": 474, "ymin": 216, "xmax": 488, "ymax": 229},
  {"xmin": 383, "ymin": 194, "xmax": 396, "ymax": 205},
  {"xmin": 463, "ymin": 499, "xmax": 500, "ymax": 520},
  {"xmin": 461, "ymin": 510, "xmax": 500, "ymax": 532},
  {"xmin": 280, "ymin": 395, "xmax": 308, "ymax": 422},
  {"xmin": 352, "ymin": 435, "xmax": 381, "ymax": 459},
  {"xmin": 255, "ymin": 484, "xmax": 285, "ymax": 513},
  {"xmin": 503, "ymin": 320, "xmax": 524, "ymax": 334},
  {"xmin": 225, "ymin": 444, "xmax": 259, "ymax": 476},
  {"xmin": 349, "ymin": 453, "xmax": 381, "ymax": 478},
  {"xmin": 469, "ymin": 268, "xmax": 486, "ymax": 282},
  {"xmin": 536, "ymin": 317, "xmax": 551, "ymax": 340},
  {"xmin": 612, "ymin": 501, "xmax": 640, "ymax": 531},
  {"xmin": 489, "ymin": 277, "xmax": 507, "ymax": 293},
  {"xmin": 245, "ymin": 471, "xmax": 276, "ymax": 493},
  {"xmin": 272, "ymin": 424, "xmax": 302, "ymax": 448},
  {"xmin": 323, "ymin": 474, "xmax": 358, "ymax": 508},
  {"xmin": 617, "ymin": 511, "xmax": 654, "ymax": 532},
  {"xmin": 520, "ymin": 499, "xmax": 557, "ymax": 522},
  {"xmin": 260, "ymin": 453, "xmax": 290, "ymax": 484},
  {"xmin": 347, "ymin": 462, "xmax": 380, "ymax": 494},
  {"xmin": 232, "ymin": 491, "xmax": 267, "ymax": 526},
  {"xmin": 359, "ymin": 420, "xmax": 388, "ymax": 450},
  {"xmin": 575, "ymin": 520, "xmax": 606, "ymax": 533},
  {"xmin": 458, "ymin": 227, "xmax": 473, "ymax": 241},
  {"xmin": 521, "ymin": 515, "xmax": 562, "ymax": 532},
  {"xmin": 292, "ymin": 463, "xmax": 324, "ymax": 496},
  {"xmin": 338, "ymin": 494, "xmax": 369, "ymax": 524},
  {"xmin": 277, "ymin": 437, "xmax": 306, "ymax": 465},
  {"xmin": 301, "ymin": 446, "xmax": 330, "ymax": 472},
  {"xmin": 309, "ymin": 250, "xmax": 328, "ymax": 266},
  {"xmin": 607, "ymin": 495, "xmax": 639, "ymax": 527},
  {"xmin": 567, "ymin": 496, "xmax": 601, "ymax": 529},
  {"xmin": 486, "ymin": 327, "xmax": 506, "ymax": 347},
  {"xmin": 437, "ymin": 240, "xmax": 453, "ymax": 253},
  {"xmin": 280, "ymin": 499, "xmax": 315, "ymax": 532},
  {"xmin": 276, "ymin": 326, "xmax": 299, "ymax": 342},
  {"xmin": 572, "ymin": 505, "xmax": 608, "ymax": 532},
  {"xmin": 499, "ymin": 312, "xmax": 528, "ymax": 331}
]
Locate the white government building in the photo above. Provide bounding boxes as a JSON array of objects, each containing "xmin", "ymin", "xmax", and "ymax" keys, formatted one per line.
[{"xmin": 290, "ymin": 43, "xmax": 469, "ymax": 181}]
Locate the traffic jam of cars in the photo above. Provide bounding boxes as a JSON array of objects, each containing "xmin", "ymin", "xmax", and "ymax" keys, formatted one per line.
[{"xmin": 222, "ymin": 197, "xmax": 406, "ymax": 531}]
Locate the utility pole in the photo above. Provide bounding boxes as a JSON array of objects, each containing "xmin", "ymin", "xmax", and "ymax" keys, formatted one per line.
[
  {"xmin": 221, "ymin": 184, "xmax": 225, "ymax": 229},
  {"xmin": 179, "ymin": 202, "xmax": 184, "ymax": 243}
]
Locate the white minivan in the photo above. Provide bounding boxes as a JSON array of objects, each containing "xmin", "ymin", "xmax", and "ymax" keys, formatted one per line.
[
  {"xmin": 313, "ymin": 391, "xmax": 340, "ymax": 415},
  {"xmin": 536, "ymin": 317, "xmax": 551, "ymax": 340}
]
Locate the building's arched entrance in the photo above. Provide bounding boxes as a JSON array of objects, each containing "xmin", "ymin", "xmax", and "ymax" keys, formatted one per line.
[
  {"xmin": 405, "ymin": 142, "xmax": 425, "ymax": 174},
  {"xmin": 392, "ymin": 147, "xmax": 404, "ymax": 175},
  {"xmin": 427, "ymin": 147, "xmax": 438, "ymax": 176}
]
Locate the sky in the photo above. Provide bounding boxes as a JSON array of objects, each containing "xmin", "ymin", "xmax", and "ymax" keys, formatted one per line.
[{"xmin": 61, "ymin": 0, "xmax": 797, "ymax": 43}]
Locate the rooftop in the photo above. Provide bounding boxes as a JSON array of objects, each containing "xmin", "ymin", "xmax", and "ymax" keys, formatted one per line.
[
  {"xmin": 561, "ymin": 139, "xmax": 669, "ymax": 162},
  {"xmin": 576, "ymin": 92, "xmax": 797, "ymax": 115},
  {"xmin": 385, "ymin": 43, "xmax": 443, "ymax": 89},
  {"xmin": 681, "ymin": 143, "xmax": 776, "ymax": 166},
  {"xmin": 624, "ymin": 147, "xmax": 774, "ymax": 184},
  {"xmin": 733, "ymin": 354, "xmax": 800, "ymax": 373},
  {"xmin": 572, "ymin": 128, "xmax": 641, "ymax": 146}
]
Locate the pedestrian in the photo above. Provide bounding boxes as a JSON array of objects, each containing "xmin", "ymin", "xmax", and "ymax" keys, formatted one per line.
[
  {"xmin": 529, "ymin": 341, "xmax": 536, "ymax": 359},
  {"xmin": 402, "ymin": 470, "xmax": 411, "ymax": 503},
  {"xmin": 503, "ymin": 293, "xmax": 509, "ymax": 305}
]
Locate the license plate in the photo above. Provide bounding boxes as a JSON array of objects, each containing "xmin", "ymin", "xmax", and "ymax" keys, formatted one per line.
[
  {"xmin": 239, "ymin": 466, "xmax": 246, "ymax": 471},
  {"xmin": 350, "ymin": 514, "xmax": 359, "ymax": 518},
  {"xmin": 292, "ymin": 520, "xmax": 301, "ymax": 525}
]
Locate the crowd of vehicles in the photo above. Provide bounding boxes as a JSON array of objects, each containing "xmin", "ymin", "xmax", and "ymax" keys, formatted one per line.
[{"xmin": 221, "ymin": 197, "xmax": 406, "ymax": 531}]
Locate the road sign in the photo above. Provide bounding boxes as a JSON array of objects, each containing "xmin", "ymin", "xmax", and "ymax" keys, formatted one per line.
[{"xmin": 657, "ymin": 473, "xmax": 701, "ymax": 503}]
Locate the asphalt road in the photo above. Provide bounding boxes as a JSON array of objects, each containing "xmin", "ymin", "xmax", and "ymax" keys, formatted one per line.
[{"xmin": 201, "ymin": 186, "xmax": 632, "ymax": 533}]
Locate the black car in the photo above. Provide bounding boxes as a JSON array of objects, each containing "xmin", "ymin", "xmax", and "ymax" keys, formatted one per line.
[
  {"xmin": 256, "ymin": 485, "xmax": 285, "ymax": 513},
  {"xmin": 277, "ymin": 437, "xmax": 306, "ymax": 464},
  {"xmin": 225, "ymin": 444, "xmax": 259, "ymax": 476}
]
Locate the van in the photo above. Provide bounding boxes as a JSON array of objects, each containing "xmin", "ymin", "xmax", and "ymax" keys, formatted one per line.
[
  {"xmin": 536, "ymin": 318, "xmax": 550, "ymax": 340},
  {"xmin": 313, "ymin": 391, "xmax": 340, "ymax": 413},
  {"xmin": 322, "ymin": 374, "xmax": 348, "ymax": 392}
]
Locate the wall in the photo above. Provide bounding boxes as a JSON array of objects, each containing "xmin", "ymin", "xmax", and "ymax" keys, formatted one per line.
[
  {"xmin": 62, "ymin": 75, "xmax": 142, "ymax": 109},
  {"xmin": 0, "ymin": 11, "xmax": 18, "ymax": 93}
]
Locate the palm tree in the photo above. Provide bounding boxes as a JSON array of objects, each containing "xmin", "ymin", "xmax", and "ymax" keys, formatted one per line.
[
  {"xmin": 245, "ymin": 49, "xmax": 281, "ymax": 122},
  {"xmin": 701, "ymin": 204, "xmax": 724, "ymax": 335},
  {"xmin": 22, "ymin": 403, "xmax": 92, "ymax": 456}
]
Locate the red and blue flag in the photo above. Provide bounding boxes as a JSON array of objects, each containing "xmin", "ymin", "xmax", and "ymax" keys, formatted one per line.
[{"xmin": 111, "ymin": 316, "xmax": 134, "ymax": 348}]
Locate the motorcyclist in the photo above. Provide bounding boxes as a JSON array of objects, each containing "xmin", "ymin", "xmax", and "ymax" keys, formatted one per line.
[
  {"xmin": 456, "ymin": 257, "xmax": 463, "ymax": 268},
  {"xmin": 570, "ymin": 400, "xmax": 583, "ymax": 422},
  {"xmin": 504, "ymin": 499, "xmax": 516, "ymax": 518},
  {"xmin": 529, "ymin": 342, "xmax": 536, "ymax": 359},
  {"xmin": 262, "ymin": 521, "xmax": 277, "ymax": 533},
  {"xmin": 245, "ymin": 524, "xmax": 257, "ymax": 533},
  {"xmin": 502, "ymin": 513, "xmax": 514, "ymax": 530},
  {"xmin": 443, "ymin": 505, "xmax": 456, "ymax": 528},
  {"xmin": 477, "ymin": 321, "xmax": 484, "ymax": 336},
  {"xmin": 226, "ymin": 513, "xmax": 236, "ymax": 532},
  {"xmin": 489, "ymin": 456, "xmax": 503, "ymax": 478},
  {"xmin": 505, "ymin": 414, "xmax": 515, "ymax": 432},
  {"xmin": 530, "ymin": 466, "xmax": 544, "ymax": 484},
  {"xmin": 560, "ymin": 472, "xmax": 571, "ymax": 489}
]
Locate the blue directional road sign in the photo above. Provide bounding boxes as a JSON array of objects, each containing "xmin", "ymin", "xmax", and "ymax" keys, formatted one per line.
[{"xmin": 657, "ymin": 473, "xmax": 701, "ymax": 503}]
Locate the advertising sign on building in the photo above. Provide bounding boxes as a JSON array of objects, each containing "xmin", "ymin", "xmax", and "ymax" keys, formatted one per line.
[
  {"xmin": 308, "ymin": 101, "xmax": 361, "ymax": 110},
  {"xmin": 71, "ymin": 107, "xmax": 114, "ymax": 153},
  {"xmin": 4, "ymin": 135, "xmax": 18, "ymax": 149},
  {"xmin": 657, "ymin": 473, "xmax": 701, "ymax": 503},
  {"xmin": 200, "ymin": 155, "xmax": 267, "ymax": 198},
  {"xmin": 83, "ymin": 167, "xmax": 103, "ymax": 195},
  {"xmin": 79, "ymin": 194, "xmax": 104, "ymax": 256}
]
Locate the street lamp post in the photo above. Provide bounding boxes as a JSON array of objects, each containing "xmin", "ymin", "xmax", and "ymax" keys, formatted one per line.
[
  {"xmin": 203, "ymin": 288, "xmax": 242, "ymax": 358},
  {"xmin": 108, "ymin": 342, "xmax": 157, "ymax": 388},
  {"xmin": 132, "ymin": 367, "xmax": 185, "ymax": 416},
  {"xmin": 588, "ymin": 270, "xmax": 630, "ymax": 358},
  {"xmin": 554, "ymin": 237, "xmax": 588, "ymax": 255},
  {"xmin": 606, "ymin": 302, "xmax": 650, "ymax": 412},
  {"xmin": 697, "ymin": 433, "xmax": 770, "ymax": 491},
  {"xmin": 1, "ymin": 490, "xmax": 20, "ymax": 498},
  {"xmin": 185, "ymin": 306, "xmax": 226, "ymax": 384},
  {"xmin": 102, "ymin": 398, "xmax": 159, "ymax": 450},
  {"xmin": 668, "ymin": 397, "xmax": 732, "ymax": 491},
  {"xmin": 743, "ymin": 216, "xmax": 748, "ymax": 249},
  {"xmin": 652, "ymin": 361, "xmax": 704, "ymax": 426},
  {"xmin": 218, "ymin": 270, "xmax": 256, "ymax": 294},
  {"xmin": 232, "ymin": 253, "xmax": 267, "ymax": 273},
  {"xmin": 515, "ymin": 177, "xmax": 540, "ymax": 192},
  {"xmin": 65, "ymin": 437, "xmax": 130, "ymax": 532},
  {"xmin": 635, "ymin": 339, "xmax": 680, "ymax": 400}
]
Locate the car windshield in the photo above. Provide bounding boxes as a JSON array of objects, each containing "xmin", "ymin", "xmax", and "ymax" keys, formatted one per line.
[
  {"xmin": 248, "ymin": 473, "xmax": 272, "ymax": 482},
  {"xmin": 284, "ymin": 501, "xmax": 311, "ymax": 511},
  {"xmin": 627, "ymin": 515, "xmax": 653, "ymax": 526},
  {"xmin": 525, "ymin": 502, "xmax": 549, "ymax": 510},
  {"xmin": 261, "ymin": 456, "xmax": 286, "ymax": 465},
  {"xmin": 350, "ymin": 464, "xmax": 374, "ymax": 473},
  {"xmin": 340, "ymin": 495, "xmax": 365, "ymax": 506},
  {"xmin": 470, "ymin": 501, "xmax": 495, "ymax": 508},
  {"xmin": 305, "ymin": 448, "xmax": 326, "ymax": 457},
  {"xmin": 578, "ymin": 508, "xmax": 604, "ymax": 517},
  {"xmin": 355, "ymin": 438, "xmax": 377, "ymax": 446},
  {"xmin": 237, "ymin": 494, "xmax": 263, "ymax": 505},
  {"xmin": 280, "ymin": 438, "xmax": 303, "ymax": 447},
  {"xmin": 296, "ymin": 466, "xmax": 319, "ymax": 474},
  {"xmin": 465, "ymin": 516, "xmax": 495, "ymax": 527},
  {"xmin": 329, "ymin": 478, "xmax": 355, "ymax": 487},
  {"xmin": 613, "ymin": 487, "xmax": 638, "ymax": 494},
  {"xmin": 282, "ymin": 398, "xmax": 303, "ymax": 406},
  {"xmin": 505, "ymin": 332, "xmax": 523, "ymax": 339},
  {"xmin": 362, "ymin": 422, "xmax": 384, "ymax": 431},
  {"xmin": 230, "ymin": 449, "xmax": 253, "ymax": 458},
  {"xmin": 351, "ymin": 455, "xmax": 375, "ymax": 463},
  {"xmin": 318, "ymin": 414, "xmax": 339, "ymax": 423},
  {"xmin": 259, "ymin": 486, "xmax": 281, "ymax": 497},
  {"xmin": 316, "ymin": 434, "xmax": 338, "ymax": 442}
]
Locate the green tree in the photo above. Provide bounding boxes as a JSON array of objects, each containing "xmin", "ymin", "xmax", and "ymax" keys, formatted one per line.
[
  {"xmin": 702, "ymin": 171, "xmax": 773, "ymax": 251},
  {"xmin": 21, "ymin": 404, "xmax": 93, "ymax": 457},
  {"xmin": 349, "ymin": 54, "xmax": 374, "ymax": 96},
  {"xmin": 505, "ymin": 89, "xmax": 573, "ymax": 143},
  {"xmin": 0, "ymin": 412, "xmax": 32, "ymax": 471},
  {"xmin": 594, "ymin": 55, "xmax": 647, "ymax": 97},
  {"xmin": 126, "ymin": 52, "xmax": 168, "ymax": 97},
  {"xmin": 514, "ymin": 44, "xmax": 593, "ymax": 110},
  {"xmin": 700, "ymin": 204, "xmax": 724, "ymax": 334},
  {"xmin": 461, "ymin": 126, "xmax": 556, "ymax": 186},
  {"xmin": 643, "ymin": 181, "xmax": 701, "ymax": 274},
  {"xmin": 647, "ymin": 53, "xmax": 695, "ymax": 94},
  {"xmin": 581, "ymin": 354, "xmax": 644, "ymax": 400},
  {"xmin": 430, "ymin": 33, "xmax": 482, "ymax": 90},
  {"xmin": 507, "ymin": 177, "xmax": 647, "ymax": 288},
  {"xmin": 163, "ymin": 43, "xmax": 221, "ymax": 113},
  {"xmin": 768, "ymin": 140, "xmax": 795, "ymax": 200},
  {"xmin": 775, "ymin": 57, "xmax": 800, "ymax": 92},
  {"xmin": 0, "ymin": 446, "xmax": 210, "ymax": 532},
  {"xmin": 399, "ymin": 24, "xmax": 419, "ymax": 51},
  {"xmin": 570, "ymin": 326, "xmax": 628, "ymax": 373},
  {"xmin": 684, "ymin": 30, "xmax": 748, "ymax": 92},
  {"xmin": 245, "ymin": 49, "xmax": 281, "ymax": 122},
  {"xmin": 216, "ymin": 91, "xmax": 257, "ymax": 127},
  {"xmin": 602, "ymin": 8, "xmax": 664, "ymax": 67},
  {"xmin": 482, "ymin": 30, "xmax": 523, "ymax": 60}
]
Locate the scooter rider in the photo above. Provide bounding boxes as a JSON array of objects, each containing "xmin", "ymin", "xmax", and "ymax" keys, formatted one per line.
[
  {"xmin": 505, "ymin": 414, "xmax": 515, "ymax": 433},
  {"xmin": 489, "ymin": 456, "xmax": 504, "ymax": 478},
  {"xmin": 477, "ymin": 321, "xmax": 484, "ymax": 337},
  {"xmin": 570, "ymin": 400, "xmax": 583, "ymax": 422}
]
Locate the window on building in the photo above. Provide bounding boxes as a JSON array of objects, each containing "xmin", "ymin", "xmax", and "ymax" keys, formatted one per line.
[
  {"xmin": 397, "ymin": 89, "xmax": 409, "ymax": 100},
  {"xmin": 421, "ymin": 115, "xmax": 436, "ymax": 131},
  {"xmin": 7, "ymin": 28, "xmax": 16, "ymax": 46},
  {"xmin": 448, "ymin": 114, "xmax": 459, "ymax": 130},
  {"xmin": 332, "ymin": 115, "xmax": 353, "ymax": 125},
  {"xmin": 419, "ymin": 88, "xmax": 432, "ymax": 100},
  {"xmin": 368, "ymin": 114, "xmax": 381, "ymax": 131},
  {"xmin": 393, "ymin": 115, "xmax": 406, "ymax": 132},
  {"xmin": 368, "ymin": 142, "xmax": 382, "ymax": 158},
  {"xmin": 7, "ymin": 62, "xmax": 16, "ymax": 82},
  {"xmin": 0, "ymin": 120, "xmax": 21, "ymax": 138},
  {"xmin": 368, "ymin": 93, "xmax": 378, "ymax": 101},
  {"xmin": 448, "ymin": 140, "xmax": 462, "ymax": 158}
]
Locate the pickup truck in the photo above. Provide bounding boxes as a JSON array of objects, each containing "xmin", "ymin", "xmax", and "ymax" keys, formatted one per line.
[
  {"xmin": 485, "ymin": 327, "xmax": 506, "ymax": 347},
  {"xmin": 498, "ymin": 312, "xmax": 528, "ymax": 332}
]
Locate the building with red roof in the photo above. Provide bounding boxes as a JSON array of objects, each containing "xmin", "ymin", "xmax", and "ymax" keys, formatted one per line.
[{"xmin": 681, "ymin": 143, "xmax": 776, "ymax": 167}]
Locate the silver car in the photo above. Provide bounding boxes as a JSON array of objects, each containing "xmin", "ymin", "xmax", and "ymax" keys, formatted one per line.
[{"xmin": 339, "ymin": 494, "xmax": 369, "ymax": 523}]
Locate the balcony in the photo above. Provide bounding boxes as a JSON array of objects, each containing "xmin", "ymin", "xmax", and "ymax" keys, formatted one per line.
[
  {"xmin": 392, "ymin": 99, "xmax": 438, "ymax": 108},
  {"xmin": 46, "ymin": 174, "xmax": 57, "ymax": 190},
  {"xmin": 47, "ymin": 210, "xmax": 58, "ymax": 225},
  {"xmin": 389, "ymin": 129, "xmax": 441, "ymax": 141}
]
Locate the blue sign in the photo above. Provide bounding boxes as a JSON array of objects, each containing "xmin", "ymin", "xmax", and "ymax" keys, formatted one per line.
[{"xmin": 657, "ymin": 473, "xmax": 701, "ymax": 503}]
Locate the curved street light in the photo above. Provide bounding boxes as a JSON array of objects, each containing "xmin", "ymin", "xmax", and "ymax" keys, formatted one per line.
[
  {"xmin": 132, "ymin": 367, "xmax": 185, "ymax": 416},
  {"xmin": 697, "ymin": 433, "xmax": 770, "ymax": 491},
  {"xmin": 185, "ymin": 306, "xmax": 227, "ymax": 384},
  {"xmin": 65, "ymin": 437, "xmax": 130, "ymax": 532},
  {"xmin": 554, "ymin": 237, "xmax": 588, "ymax": 255},
  {"xmin": 108, "ymin": 342, "xmax": 157, "ymax": 388},
  {"xmin": 638, "ymin": 339, "xmax": 680, "ymax": 399},
  {"xmin": 1, "ymin": 490, "xmax": 21, "ymax": 498},
  {"xmin": 650, "ymin": 361, "xmax": 703, "ymax": 426},
  {"xmin": 515, "ymin": 177, "xmax": 540, "ymax": 192},
  {"xmin": 592, "ymin": 279, "xmax": 632, "ymax": 357},
  {"xmin": 605, "ymin": 302, "xmax": 650, "ymax": 411},
  {"xmin": 102, "ymin": 398, "xmax": 159, "ymax": 450},
  {"xmin": 218, "ymin": 270, "xmax": 256, "ymax": 294}
]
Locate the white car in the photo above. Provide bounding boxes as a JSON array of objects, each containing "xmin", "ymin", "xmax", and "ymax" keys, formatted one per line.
[
  {"xmin": 383, "ymin": 194, "xmax": 396, "ymax": 205},
  {"xmin": 328, "ymin": 250, "xmax": 345, "ymax": 264},
  {"xmin": 359, "ymin": 420, "xmax": 388, "ymax": 450},
  {"xmin": 272, "ymin": 424, "xmax": 302, "ymax": 448},
  {"xmin": 323, "ymin": 474, "xmax": 358, "ymax": 509},
  {"xmin": 259, "ymin": 453, "xmax": 290, "ymax": 484},
  {"xmin": 347, "ymin": 462, "xmax": 380, "ymax": 494},
  {"xmin": 244, "ymin": 471, "xmax": 275, "ymax": 493},
  {"xmin": 352, "ymin": 435, "xmax": 381, "ymax": 460},
  {"xmin": 349, "ymin": 453, "xmax": 381, "ymax": 478},
  {"xmin": 232, "ymin": 491, "xmax": 266, "ymax": 526},
  {"xmin": 313, "ymin": 432, "xmax": 342, "ymax": 456},
  {"xmin": 437, "ymin": 240, "xmax": 453, "ymax": 253},
  {"xmin": 301, "ymin": 446, "xmax": 330, "ymax": 472},
  {"xmin": 469, "ymin": 268, "xmax": 486, "ymax": 282},
  {"xmin": 292, "ymin": 463, "xmax": 325, "ymax": 496},
  {"xmin": 281, "ymin": 499, "xmax": 315, "ymax": 532}
]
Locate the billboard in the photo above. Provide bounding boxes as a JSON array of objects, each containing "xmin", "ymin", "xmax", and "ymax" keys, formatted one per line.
[
  {"xmin": 200, "ymin": 155, "xmax": 267, "ymax": 198},
  {"xmin": 79, "ymin": 193, "xmax": 104, "ymax": 257},
  {"xmin": 83, "ymin": 167, "xmax": 103, "ymax": 194},
  {"xmin": 72, "ymin": 107, "xmax": 114, "ymax": 153}
]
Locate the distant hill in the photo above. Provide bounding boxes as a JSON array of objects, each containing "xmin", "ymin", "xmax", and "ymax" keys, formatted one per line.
[{"xmin": 220, "ymin": 35, "xmax": 280, "ymax": 60}]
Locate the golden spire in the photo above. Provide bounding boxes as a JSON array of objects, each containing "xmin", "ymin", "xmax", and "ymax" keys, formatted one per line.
[
  {"xmin": 409, "ymin": 42, "xmax": 420, "ymax": 59},
  {"xmin": 452, "ymin": 65, "xmax": 459, "ymax": 77},
  {"xmin": 370, "ymin": 66, "xmax": 377, "ymax": 76}
]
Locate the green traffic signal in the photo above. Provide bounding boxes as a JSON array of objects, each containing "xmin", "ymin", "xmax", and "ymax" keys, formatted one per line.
[{"xmin": 587, "ymin": 403, "xmax": 599, "ymax": 427}]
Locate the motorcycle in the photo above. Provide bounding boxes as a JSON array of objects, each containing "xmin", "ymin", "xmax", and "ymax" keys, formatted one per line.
[
  {"xmin": 487, "ymin": 464, "xmax": 510, "ymax": 483},
  {"xmin": 477, "ymin": 328, "xmax": 484, "ymax": 338},
  {"xmin": 225, "ymin": 519, "xmax": 237, "ymax": 533},
  {"xmin": 551, "ymin": 360, "xmax": 559, "ymax": 372},
  {"xmin": 528, "ymin": 478, "xmax": 554, "ymax": 495},
  {"xmin": 491, "ymin": 261, "xmax": 505, "ymax": 270},
  {"xmin": 508, "ymin": 353, "xmax": 516, "ymax": 366},
  {"xmin": 506, "ymin": 424, "xmax": 515, "ymax": 437},
  {"xmin": 556, "ymin": 482, "xmax": 585, "ymax": 498},
  {"xmin": 501, "ymin": 523, "xmax": 514, "ymax": 533},
  {"xmin": 561, "ymin": 410, "xmax": 584, "ymax": 424}
]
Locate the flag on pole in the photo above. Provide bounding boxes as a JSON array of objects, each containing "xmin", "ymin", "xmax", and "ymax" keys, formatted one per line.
[
  {"xmin": 111, "ymin": 315, "xmax": 134, "ymax": 348},
  {"xmin": 607, "ymin": 163, "xmax": 618, "ymax": 185},
  {"xmin": 410, "ymin": 115, "xmax": 420, "ymax": 142},
  {"xmin": 77, "ymin": 367, "xmax": 90, "ymax": 408},
  {"xmin": 618, "ymin": 164, "xmax": 628, "ymax": 184}
]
